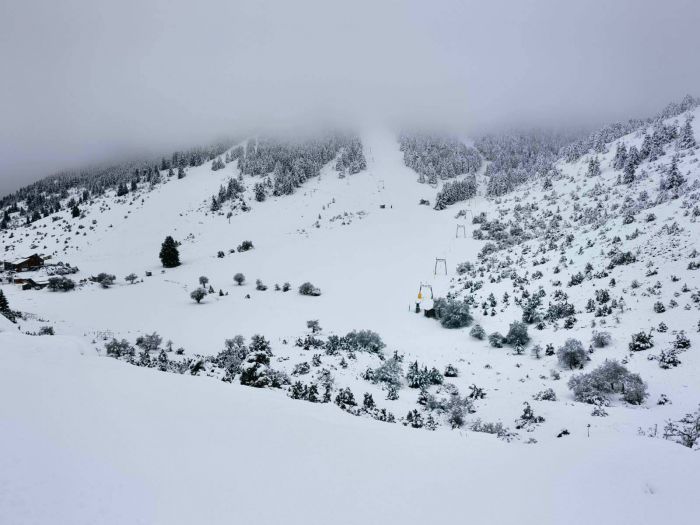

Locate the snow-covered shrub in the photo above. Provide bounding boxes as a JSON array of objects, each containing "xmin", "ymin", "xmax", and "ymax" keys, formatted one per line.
[
  {"xmin": 531, "ymin": 344, "xmax": 542, "ymax": 359},
  {"xmin": 629, "ymin": 331, "xmax": 654, "ymax": 352},
  {"xmin": 663, "ymin": 406, "xmax": 700, "ymax": 450},
  {"xmin": 445, "ymin": 393, "xmax": 473, "ymax": 429},
  {"xmin": 505, "ymin": 321, "xmax": 530, "ymax": 347},
  {"xmin": 444, "ymin": 364, "xmax": 459, "ymax": 377},
  {"xmin": 323, "ymin": 335, "xmax": 344, "ymax": 355},
  {"xmin": 515, "ymin": 402, "xmax": 545, "ymax": 430},
  {"xmin": 456, "ymin": 261, "xmax": 473, "ymax": 274},
  {"xmin": 658, "ymin": 349, "xmax": 681, "ymax": 369},
  {"xmin": 545, "ymin": 301, "xmax": 575, "ymax": 322},
  {"xmin": 591, "ymin": 331, "xmax": 612, "ymax": 348},
  {"xmin": 468, "ymin": 419, "xmax": 517, "ymax": 442},
  {"xmin": 289, "ymin": 381, "xmax": 320, "ymax": 402},
  {"xmin": 233, "ymin": 273, "xmax": 245, "ymax": 285},
  {"xmin": 468, "ymin": 384, "xmax": 486, "ymax": 400},
  {"xmin": 433, "ymin": 297, "xmax": 473, "ymax": 328},
  {"xmin": 292, "ymin": 362, "xmax": 311, "ymax": 376},
  {"xmin": 568, "ymin": 375, "xmax": 609, "ymax": 405},
  {"xmin": 404, "ymin": 409, "xmax": 425, "ymax": 429},
  {"xmin": 557, "ymin": 338, "xmax": 587, "ymax": 369},
  {"xmin": 47, "ymin": 276, "xmax": 76, "ymax": 292},
  {"xmin": 563, "ymin": 316, "xmax": 577, "ymax": 329},
  {"xmin": 622, "ymin": 373, "xmax": 648, "ymax": 404},
  {"xmin": 406, "ymin": 361, "xmax": 443, "ymax": 388},
  {"xmin": 591, "ymin": 405, "xmax": 608, "ymax": 417},
  {"xmin": 368, "ymin": 355, "xmax": 403, "ymax": 388},
  {"xmin": 653, "ymin": 301, "xmax": 666, "ymax": 313},
  {"xmin": 567, "ymin": 272, "xmax": 585, "ymax": 287},
  {"xmin": 306, "ymin": 320, "xmax": 321, "ymax": 333},
  {"xmin": 255, "ymin": 279, "xmax": 268, "ymax": 291},
  {"xmin": 295, "ymin": 334, "xmax": 324, "ymax": 351},
  {"xmin": 47, "ymin": 263, "xmax": 79, "ymax": 276},
  {"xmin": 298, "ymin": 282, "xmax": 322, "ymax": 296},
  {"xmin": 469, "ymin": 324, "xmax": 486, "ymax": 340},
  {"xmin": 216, "ymin": 336, "xmax": 248, "ymax": 375},
  {"xmin": 105, "ymin": 338, "xmax": 135, "ymax": 359},
  {"xmin": 334, "ymin": 388, "xmax": 357, "ymax": 410},
  {"xmin": 136, "ymin": 332, "xmax": 162, "ymax": 352},
  {"xmin": 343, "ymin": 330, "xmax": 385, "ymax": 354},
  {"xmin": 237, "ymin": 240, "xmax": 254, "ymax": 252},
  {"xmin": 533, "ymin": 388, "xmax": 557, "ymax": 401},
  {"xmin": 190, "ymin": 288, "xmax": 206, "ymax": 303},
  {"xmin": 521, "ymin": 294, "xmax": 543, "ymax": 324},
  {"xmin": 91, "ymin": 273, "xmax": 116, "ymax": 288},
  {"xmin": 568, "ymin": 360, "xmax": 647, "ymax": 405},
  {"xmin": 607, "ymin": 250, "xmax": 636, "ymax": 269},
  {"xmin": 240, "ymin": 337, "xmax": 286, "ymax": 388},
  {"xmin": 488, "ymin": 332, "xmax": 505, "ymax": 348},
  {"xmin": 673, "ymin": 331, "xmax": 691, "ymax": 350}
]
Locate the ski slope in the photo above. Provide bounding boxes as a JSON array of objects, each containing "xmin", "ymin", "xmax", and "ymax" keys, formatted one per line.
[{"xmin": 3, "ymin": 129, "xmax": 484, "ymax": 355}]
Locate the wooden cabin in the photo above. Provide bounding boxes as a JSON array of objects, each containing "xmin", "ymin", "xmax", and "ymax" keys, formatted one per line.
[
  {"xmin": 3, "ymin": 254, "xmax": 44, "ymax": 272},
  {"xmin": 13, "ymin": 277, "xmax": 49, "ymax": 290}
]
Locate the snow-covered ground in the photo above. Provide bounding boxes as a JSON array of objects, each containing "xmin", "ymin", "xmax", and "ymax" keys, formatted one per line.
[
  {"xmin": 2, "ymin": 111, "xmax": 700, "ymax": 523},
  {"xmin": 2, "ymin": 332, "xmax": 699, "ymax": 525}
]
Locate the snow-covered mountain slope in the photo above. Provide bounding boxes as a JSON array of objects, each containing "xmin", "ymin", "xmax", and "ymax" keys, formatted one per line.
[
  {"xmin": 2, "ymin": 129, "xmax": 483, "ymax": 354},
  {"xmin": 1, "ymin": 107, "xmax": 700, "ymax": 522},
  {"xmin": 2, "ymin": 332, "xmax": 699, "ymax": 525}
]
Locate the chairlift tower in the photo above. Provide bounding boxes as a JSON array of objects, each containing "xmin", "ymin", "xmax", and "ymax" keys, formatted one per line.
[{"xmin": 434, "ymin": 258, "xmax": 447, "ymax": 275}]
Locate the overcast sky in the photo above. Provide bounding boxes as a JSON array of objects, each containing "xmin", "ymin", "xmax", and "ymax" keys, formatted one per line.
[{"xmin": 1, "ymin": 0, "xmax": 699, "ymax": 196}]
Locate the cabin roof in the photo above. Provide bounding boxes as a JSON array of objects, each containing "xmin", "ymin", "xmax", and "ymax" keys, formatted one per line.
[{"xmin": 8, "ymin": 254, "xmax": 43, "ymax": 265}]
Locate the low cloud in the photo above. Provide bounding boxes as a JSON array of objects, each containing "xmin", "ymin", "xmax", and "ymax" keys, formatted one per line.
[{"xmin": 1, "ymin": 0, "xmax": 699, "ymax": 194}]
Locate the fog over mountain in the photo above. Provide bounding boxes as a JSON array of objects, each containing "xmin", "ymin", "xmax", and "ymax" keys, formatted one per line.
[{"xmin": 1, "ymin": 0, "xmax": 699, "ymax": 195}]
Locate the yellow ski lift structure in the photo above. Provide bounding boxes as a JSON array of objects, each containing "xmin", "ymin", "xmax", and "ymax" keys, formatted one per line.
[
  {"xmin": 415, "ymin": 282, "xmax": 435, "ymax": 316},
  {"xmin": 417, "ymin": 283, "xmax": 433, "ymax": 301}
]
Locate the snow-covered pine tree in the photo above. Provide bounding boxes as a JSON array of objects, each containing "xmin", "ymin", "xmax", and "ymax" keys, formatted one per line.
[
  {"xmin": 613, "ymin": 142, "xmax": 627, "ymax": 170},
  {"xmin": 664, "ymin": 156, "xmax": 685, "ymax": 191},
  {"xmin": 592, "ymin": 131, "xmax": 608, "ymax": 153},
  {"xmin": 679, "ymin": 117, "xmax": 696, "ymax": 149},
  {"xmin": 587, "ymin": 157, "xmax": 601, "ymax": 177},
  {"xmin": 434, "ymin": 176, "xmax": 477, "ymax": 210},
  {"xmin": 623, "ymin": 146, "xmax": 640, "ymax": 183},
  {"xmin": 254, "ymin": 183, "xmax": 266, "ymax": 202},
  {"xmin": 159, "ymin": 236, "xmax": 180, "ymax": 268},
  {"xmin": 640, "ymin": 133, "xmax": 652, "ymax": 159},
  {"xmin": 0, "ymin": 289, "xmax": 14, "ymax": 322}
]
